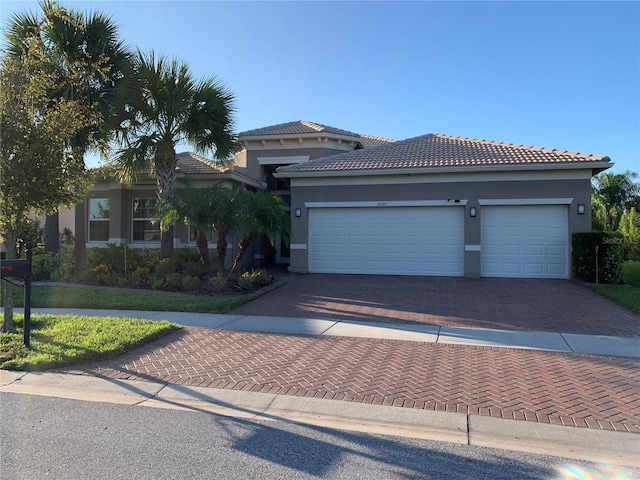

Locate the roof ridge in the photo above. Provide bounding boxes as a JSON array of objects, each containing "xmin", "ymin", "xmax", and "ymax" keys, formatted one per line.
[
  {"xmin": 432, "ymin": 133, "xmax": 603, "ymax": 160},
  {"xmin": 300, "ymin": 120, "xmax": 324, "ymax": 132},
  {"xmin": 359, "ymin": 133, "xmax": 397, "ymax": 143},
  {"xmin": 176, "ymin": 151, "xmax": 229, "ymax": 173}
]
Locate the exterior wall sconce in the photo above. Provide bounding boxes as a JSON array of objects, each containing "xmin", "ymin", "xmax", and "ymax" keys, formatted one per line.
[
  {"xmin": 469, "ymin": 207, "xmax": 477, "ymax": 217},
  {"xmin": 295, "ymin": 208, "xmax": 302, "ymax": 217},
  {"xmin": 577, "ymin": 204, "xmax": 585, "ymax": 215}
]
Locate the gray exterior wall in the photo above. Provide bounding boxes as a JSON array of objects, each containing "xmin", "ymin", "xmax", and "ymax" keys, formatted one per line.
[
  {"xmin": 287, "ymin": 172, "xmax": 592, "ymax": 278},
  {"xmin": 233, "ymin": 146, "xmax": 349, "ymax": 183},
  {"xmin": 83, "ymin": 177, "xmax": 244, "ymax": 269}
]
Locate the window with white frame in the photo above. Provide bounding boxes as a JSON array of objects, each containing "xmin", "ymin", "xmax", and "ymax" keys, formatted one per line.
[
  {"xmin": 132, "ymin": 198, "xmax": 160, "ymax": 242},
  {"xmin": 88, "ymin": 198, "xmax": 110, "ymax": 242}
]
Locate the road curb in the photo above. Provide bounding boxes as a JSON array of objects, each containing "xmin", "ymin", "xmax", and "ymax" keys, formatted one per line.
[
  {"xmin": 469, "ymin": 415, "xmax": 640, "ymax": 467},
  {"xmin": 1, "ymin": 370, "xmax": 638, "ymax": 467}
]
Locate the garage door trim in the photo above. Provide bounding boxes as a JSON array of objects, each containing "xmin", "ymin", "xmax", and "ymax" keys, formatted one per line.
[
  {"xmin": 305, "ymin": 200, "xmax": 468, "ymax": 208},
  {"xmin": 478, "ymin": 198, "xmax": 573, "ymax": 205}
]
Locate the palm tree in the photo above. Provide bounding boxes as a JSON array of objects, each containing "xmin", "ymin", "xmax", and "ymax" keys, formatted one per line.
[
  {"xmin": 227, "ymin": 189, "xmax": 290, "ymax": 280},
  {"xmin": 591, "ymin": 171, "xmax": 640, "ymax": 231},
  {"xmin": 165, "ymin": 183, "xmax": 238, "ymax": 268},
  {"xmin": 5, "ymin": 0, "xmax": 133, "ymax": 252},
  {"xmin": 112, "ymin": 51, "xmax": 239, "ymax": 259}
]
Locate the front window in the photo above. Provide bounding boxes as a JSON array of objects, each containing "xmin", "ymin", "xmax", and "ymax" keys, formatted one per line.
[
  {"xmin": 88, "ymin": 198, "xmax": 110, "ymax": 242},
  {"xmin": 132, "ymin": 198, "xmax": 160, "ymax": 242}
]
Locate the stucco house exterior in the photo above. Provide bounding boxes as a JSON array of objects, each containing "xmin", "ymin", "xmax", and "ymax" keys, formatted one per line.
[{"xmin": 75, "ymin": 120, "xmax": 611, "ymax": 279}]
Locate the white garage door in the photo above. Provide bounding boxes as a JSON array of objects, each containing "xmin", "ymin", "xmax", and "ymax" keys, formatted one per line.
[
  {"xmin": 481, "ymin": 205, "xmax": 568, "ymax": 279},
  {"xmin": 308, "ymin": 207, "xmax": 464, "ymax": 276}
]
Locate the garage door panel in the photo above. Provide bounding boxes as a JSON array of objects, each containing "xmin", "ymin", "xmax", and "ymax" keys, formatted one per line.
[
  {"xmin": 309, "ymin": 207, "xmax": 464, "ymax": 276},
  {"xmin": 547, "ymin": 244, "xmax": 566, "ymax": 255},
  {"xmin": 482, "ymin": 205, "xmax": 568, "ymax": 279},
  {"xmin": 524, "ymin": 264, "xmax": 544, "ymax": 275}
]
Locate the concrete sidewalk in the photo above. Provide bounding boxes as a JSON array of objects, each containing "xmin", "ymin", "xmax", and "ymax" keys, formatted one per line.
[
  {"xmin": 11, "ymin": 307, "xmax": 640, "ymax": 358},
  {"xmin": 2, "ymin": 307, "xmax": 639, "ymax": 467},
  {"xmin": 1, "ymin": 369, "xmax": 638, "ymax": 467}
]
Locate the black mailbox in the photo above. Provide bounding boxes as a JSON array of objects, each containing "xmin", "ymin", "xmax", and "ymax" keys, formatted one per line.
[
  {"xmin": 0, "ymin": 248, "xmax": 33, "ymax": 347},
  {"xmin": 0, "ymin": 259, "xmax": 31, "ymax": 278}
]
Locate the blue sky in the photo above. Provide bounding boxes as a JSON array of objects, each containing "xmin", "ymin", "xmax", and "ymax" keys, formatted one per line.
[{"xmin": 2, "ymin": 1, "xmax": 638, "ymax": 173}]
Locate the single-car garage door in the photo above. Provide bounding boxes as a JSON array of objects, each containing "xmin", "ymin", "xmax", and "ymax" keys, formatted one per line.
[
  {"xmin": 481, "ymin": 205, "xmax": 568, "ymax": 279},
  {"xmin": 308, "ymin": 206, "xmax": 464, "ymax": 276}
]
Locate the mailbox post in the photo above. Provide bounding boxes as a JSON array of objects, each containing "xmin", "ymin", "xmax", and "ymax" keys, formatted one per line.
[{"xmin": 0, "ymin": 245, "xmax": 33, "ymax": 347}]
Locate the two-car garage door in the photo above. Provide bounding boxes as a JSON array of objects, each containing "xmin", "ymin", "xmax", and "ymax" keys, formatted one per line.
[
  {"xmin": 307, "ymin": 204, "xmax": 569, "ymax": 279},
  {"xmin": 308, "ymin": 207, "xmax": 464, "ymax": 276}
]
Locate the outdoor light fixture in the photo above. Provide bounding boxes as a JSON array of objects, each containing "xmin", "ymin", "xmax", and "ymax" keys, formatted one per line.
[
  {"xmin": 577, "ymin": 204, "xmax": 585, "ymax": 214},
  {"xmin": 469, "ymin": 207, "xmax": 477, "ymax": 217},
  {"xmin": 295, "ymin": 208, "xmax": 302, "ymax": 217}
]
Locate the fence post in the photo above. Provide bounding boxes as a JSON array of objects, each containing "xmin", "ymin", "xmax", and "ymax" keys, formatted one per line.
[
  {"xmin": 23, "ymin": 244, "xmax": 33, "ymax": 348},
  {"xmin": 594, "ymin": 245, "xmax": 599, "ymax": 285}
]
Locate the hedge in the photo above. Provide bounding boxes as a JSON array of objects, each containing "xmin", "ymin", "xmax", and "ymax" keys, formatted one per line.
[{"xmin": 572, "ymin": 232, "xmax": 625, "ymax": 284}]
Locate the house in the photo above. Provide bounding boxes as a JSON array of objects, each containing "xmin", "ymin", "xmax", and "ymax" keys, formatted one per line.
[{"xmin": 74, "ymin": 120, "xmax": 611, "ymax": 279}]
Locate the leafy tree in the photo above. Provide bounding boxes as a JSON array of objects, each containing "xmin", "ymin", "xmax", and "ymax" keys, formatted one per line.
[
  {"xmin": 165, "ymin": 184, "xmax": 228, "ymax": 268},
  {"xmin": 112, "ymin": 51, "xmax": 239, "ymax": 259},
  {"xmin": 618, "ymin": 207, "xmax": 640, "ymax": 260},
  {"xmin": 5, "ymin": 1, "xmax": 133, "ymax": 252},
  {"xmin": 0, "ymin": 44, "xmax": 93, "ymax": 332},
  {"xmin": 227, "ymin": 189, "xmax": 290, "ymax": 281},
  {"xmin": 591, "ymin": 170, "xmax": 640, "ymax": 231}
]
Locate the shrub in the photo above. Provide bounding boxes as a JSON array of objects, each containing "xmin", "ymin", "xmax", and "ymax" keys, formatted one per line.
[
  {"xmin": 165, "ymin": 273, "xmax": 183, "ymax": 290},
  {"xmin": 237, "ymin": 269, "xmax": 267, "ymax": 291},
  {"xmin": 173, "ymin": 247, "xmax": 207, "ymax": 277},
  {"xmin": 208, "ymin": 274, "xmax": 227, "ymax": 293},
  {"xmin": 572, "ymin": 232, "xmax": 625, "ymax": 283},
  {"xmin": 52, "ymin": 245, "xmax": 75, "ymax": 282},
  {"xmin": 130, "ymin": 266, "xmax": 151, "ymax": 288},
  {"xmin": 32, "ymin": 251, "xmax": 55, "ymax": 280},
  {"xmin": 87, "ymin": 243, "xmax": 125, "ymax": 273},
  {"xmin": 182, "ymin": 275, "xmax": 200, "ymax": 292}
]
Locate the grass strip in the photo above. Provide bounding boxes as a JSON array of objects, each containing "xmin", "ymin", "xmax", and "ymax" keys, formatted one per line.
[
  {"xmin": 589, "ymin": 261, "xmax": 640, "ymax": 314},
  {"xmin": 4, "ymin": 285, "xmax": 248, "ymax": 313},
  {"xmin": 1, "ymin": 314, "xmax": 180, "ymax": 371}
]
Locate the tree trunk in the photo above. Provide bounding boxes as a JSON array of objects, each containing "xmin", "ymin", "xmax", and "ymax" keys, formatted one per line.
[
  {"xmin": 2, "ymin": 227, "xmax": 17, "ymax": 333},
  {"xmin": 156, "ymin": 153, "xmax": 177, "ymax": 260},
  {"xmin": 195, "ymin": 231, "xmax": 210, "ymax": 267},
  {"xmin": 44, "ymin": 212, "xmax": 60, "ymax": 253},
  {"xmin": 226, "ymin": 236, "xmax": 252, "ymax": 281},
  {"xmin": 160, "ymin": 225, "xmax": 174, "ymax": 260},
  {"xmin": 216, "ymin": 227, "xmax": 228, "ymax": 272}
]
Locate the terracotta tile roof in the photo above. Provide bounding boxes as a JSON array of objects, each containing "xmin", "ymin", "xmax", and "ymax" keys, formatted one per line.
[
  {"xmin": 238, "ymin": 120, "xmax": 396, "ymax": 148},
  {"xmin": 175, "ymin": 152, "xmax": 229, "ymax": 174},
  {"xmin": 277, "ymin": 133, "xmax": 611, "ymax": 175},
  {"xmin": 359, "ymin": 133, "xmax": 397, "ymax": 148},
  {"xmin": 238, "ymin": 120, "xmax": 363, "ymax": 138}
]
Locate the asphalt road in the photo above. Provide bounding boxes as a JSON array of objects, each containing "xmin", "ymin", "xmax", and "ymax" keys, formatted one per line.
[{"xmin": 1, "ymin": 393, "xmax": 637, "ymax": 480}]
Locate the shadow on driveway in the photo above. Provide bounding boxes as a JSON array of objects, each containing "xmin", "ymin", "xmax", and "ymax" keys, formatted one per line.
[{"xmin": 231, "ymin": 271, "xmax": 640, "ymax": 336}]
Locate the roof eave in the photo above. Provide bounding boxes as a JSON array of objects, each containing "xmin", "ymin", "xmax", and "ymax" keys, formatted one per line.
[
  {"xmin": 239, "ymin": 131, "xmax": 365, "ymax": 146},
  {"xmin": 274, "ymin": 160, "xmax": 614, "ymax": 178}
]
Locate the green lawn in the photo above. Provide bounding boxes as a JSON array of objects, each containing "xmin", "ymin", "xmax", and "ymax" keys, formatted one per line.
[
  {"xmin": 3, "ymin": 284, "xmax": 249, "ymax": 313},
  {"xmin": 590, "ymin": 261, "xmax": 640, "ymax": 314},
  {"xmin": 1, "ymin": 314, "xmax": 179, "ymax": 371},
  {"xmin": 0, "ymin": 283, "xmax": 247, "ymax": 371}
]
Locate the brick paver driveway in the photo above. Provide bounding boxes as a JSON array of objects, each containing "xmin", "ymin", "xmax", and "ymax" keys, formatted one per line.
[
  {"xmin": 233, "ymin": 269, "xmax": 640, "ymax": 337},
  {"xmin": 63, "ymin": 271, "xmax": 640, "ymax": 434}
]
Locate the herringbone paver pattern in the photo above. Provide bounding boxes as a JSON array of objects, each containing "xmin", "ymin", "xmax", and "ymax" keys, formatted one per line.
[
  {"xmin": 64, "ymin": 328, "xmax": 640, "ymax": 433},
  {"xmin": 232, "ymin": 271, "xmax": 640, "ymax": 336}
]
